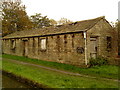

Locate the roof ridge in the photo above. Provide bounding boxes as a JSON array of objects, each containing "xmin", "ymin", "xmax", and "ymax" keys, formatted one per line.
[
  {"xmin": 79, "ymin": 16, "xmax": 105, "ymax": 22},
  {"xmin": 66, "ymin": 16, "xmax": 105, "ymax": 26}
]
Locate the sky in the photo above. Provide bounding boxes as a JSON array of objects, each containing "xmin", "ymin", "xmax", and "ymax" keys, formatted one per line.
[{"xmin": 21, "ymin": 0, "xmax": 119, "ymax": 22}]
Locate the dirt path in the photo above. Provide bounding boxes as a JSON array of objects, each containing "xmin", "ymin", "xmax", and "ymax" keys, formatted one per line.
[{"xmin": 2, "ymin": 58, "xmax": 119, "ymax": 82}]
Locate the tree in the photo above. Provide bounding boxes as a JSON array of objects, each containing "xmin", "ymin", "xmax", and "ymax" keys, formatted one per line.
[
  {"xmin": 2, "ymin": 0, "xmax": 33, "ymax": 36},
  {"xmin": 116, "ymin": 20, "xmax": 120, "ymax": 55},
  {"xmin": 114, "ymin": 20, "xmax": 120, "ymax": 55},
  {"xmin": 49, "ymin": 19, "xmax": 57, "ymax": 26},
  {"xmin": 57, "ymin": 17, "xmax": 72, "ymax": 25},
  {"xmin": 30, "ymin": 13, "xmax": 51, "ymax": 28}
]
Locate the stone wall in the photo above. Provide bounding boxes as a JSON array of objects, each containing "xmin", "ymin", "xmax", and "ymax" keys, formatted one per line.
[
  {"xmin": 87, "ymin": 19, "xmax": 118, "ymax": 60},
  {"xmin": 3, "ymin": 32, "xmax": 85, "ymax": 66},
  {"xmin": 2, "ymin": 19, "xmax": 118, "ymax": 67}
]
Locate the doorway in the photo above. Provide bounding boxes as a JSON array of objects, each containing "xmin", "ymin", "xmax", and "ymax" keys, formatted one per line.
[
  {"xmin": 23, "ymin": 40, "xmax": 28, "ymax": 57},
  {"xmin": 90, "ymin": 37, "xmax": 98, "ymax": 58}
]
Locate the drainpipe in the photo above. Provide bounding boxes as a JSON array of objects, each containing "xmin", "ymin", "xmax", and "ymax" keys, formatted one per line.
[{"xmin": 83, "ymin": 31, "xmax": 87, "ymax": 65}]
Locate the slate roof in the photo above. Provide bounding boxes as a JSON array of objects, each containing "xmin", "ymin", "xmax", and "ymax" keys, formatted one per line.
[{"xmin": 3, "ymin": 16, "xmax": 105, "ymax": 39}]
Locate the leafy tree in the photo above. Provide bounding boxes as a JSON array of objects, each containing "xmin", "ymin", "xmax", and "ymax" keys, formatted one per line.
[
  {"xmin": 30, "ymin": 13, "xmax": 51, "ymax": 28},
  {"xmin": 2, "ymin": 0, "xmax": 33, "ymax": 36},
  {"xmin": 57, "ymin": 17, "xmax": 72, "ymax": 25},
  {"xmin": 49, "ymin": 19, "xmax": 57, "ymax": 26},
  {"xmin": 114, "ymin": 20, "xmax": 120, "ymax": 55},
  {"xmin": 116, "ymin": 21, "xmax": 120, "ymax": 55}
]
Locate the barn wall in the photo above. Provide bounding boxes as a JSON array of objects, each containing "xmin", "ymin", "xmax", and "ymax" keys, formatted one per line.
[
  {"xmin": 27, "ymin": 33, "xmax": 85, "ymax": 66},
  {"xmin": 3, "ymin": 18, "xmax": 118, "ymax": 67},
  {"xmin": 87, "ymin": 19, "xmax": 118, "ymax": 60},
  {"xmin": 2, "ymin": 32, "xmax": 85, "ymax": 67}
]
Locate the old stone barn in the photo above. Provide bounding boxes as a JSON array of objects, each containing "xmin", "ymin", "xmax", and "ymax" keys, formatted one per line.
[{"xmin": 2, "ymin": 16, "xmax": 118, "ymax": 67}]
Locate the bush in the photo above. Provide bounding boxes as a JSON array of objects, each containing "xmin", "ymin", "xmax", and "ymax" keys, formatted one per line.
[{"xmin": 89, "ymin": 56, "xmax": 108, "ymax": 67}]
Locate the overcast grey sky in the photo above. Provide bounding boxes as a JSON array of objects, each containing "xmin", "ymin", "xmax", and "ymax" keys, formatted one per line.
[{"xmin": 21, "ymin": 0, "xmax": 119, "ymax": 22}]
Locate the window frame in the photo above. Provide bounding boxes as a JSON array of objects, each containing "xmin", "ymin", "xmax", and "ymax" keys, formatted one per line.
[
  {"xmin": 40, "ymin": 38, "xmax": 47, "ymax": 51},
  {"xmin": 106, "ymin": 36, "xmax": 112, "ymax": 52}
]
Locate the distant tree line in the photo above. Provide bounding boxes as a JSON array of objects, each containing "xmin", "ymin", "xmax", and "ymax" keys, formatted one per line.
[{"xmin": 1, "ymin": 0, "xmax": 72, "ymax": 36}]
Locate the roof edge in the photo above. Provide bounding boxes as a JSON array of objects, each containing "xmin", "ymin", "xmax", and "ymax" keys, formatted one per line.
[{"xmin": 85, "ymin": 16, "xmax": 105, "ymax": 31}]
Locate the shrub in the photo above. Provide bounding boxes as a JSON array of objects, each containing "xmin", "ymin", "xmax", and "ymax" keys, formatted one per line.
[{"xmin": 89, "ymin": 56, "xmax": 108, "ymax": 67}]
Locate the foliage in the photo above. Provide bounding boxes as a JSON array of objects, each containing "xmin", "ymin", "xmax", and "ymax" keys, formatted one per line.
[
  {"xmin": 1, "ymin": 0, "xmax": 73, "ymax": 36},
  {"xmin": 2, "ymin": 0, "xmax": 33, "ymax": 36},
  {"xmin": 57, "ymin": 17, "xmax": 72, "ymax": 25},
  {"xmin": 49, "ymin": 19, "xmax": 57, "ymax": 26},
  {"xmin": 30, "ymin": 13, "xmax": 51, "ymax": 28},
  {"xmin": 89, "ymin": 57, "xmax": 108, "ymax": 67},
  {"xmin": 3, "ymin": 54, "xmax": 118, "ymax": 79},
  {"xmin": 115, "ymin": 20, "xmax": 120, "ymax": 55},
  {"xmin": 2, "ymin": 60, "xmax": 118, "ymax": 88}
]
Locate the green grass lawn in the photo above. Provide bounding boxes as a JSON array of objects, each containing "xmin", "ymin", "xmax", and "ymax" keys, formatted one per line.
[
  {"xmin": 2, "ymin": 54, "xmax": 119, "ymax": 79},
  {"xmin": 2, "ymin": 59, "xmax": 118, "ymax": 88}
]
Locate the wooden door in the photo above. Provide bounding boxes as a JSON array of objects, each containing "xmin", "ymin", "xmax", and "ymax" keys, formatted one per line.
[{"xmin": 90, "ymin": 37, "xmax": 97, "ymax": 58}]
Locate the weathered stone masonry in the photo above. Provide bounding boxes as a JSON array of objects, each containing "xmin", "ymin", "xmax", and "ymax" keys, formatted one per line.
[{"xmin": 2, "ymin": 16, "xmax": 118, "ymax": 67}]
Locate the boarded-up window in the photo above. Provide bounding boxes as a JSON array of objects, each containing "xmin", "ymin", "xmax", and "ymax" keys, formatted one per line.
[
  {"xmin": 41, "ymin": 38, "xmax": 46, "ymax": 50},
  {"xmin": 107, "ymin": 37, "xmax": 112, "ymax": 52}
]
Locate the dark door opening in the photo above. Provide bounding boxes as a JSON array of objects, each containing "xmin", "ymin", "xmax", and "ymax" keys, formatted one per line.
[{"xmin": 23, "ymin": 40, "xmax": 28, "ymax": 57}]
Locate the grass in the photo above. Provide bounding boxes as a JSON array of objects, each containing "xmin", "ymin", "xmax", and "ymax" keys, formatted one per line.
[
  {"xmin": 2, "ymin": 54, "xmax": 119, "ymax": 79},
  {"xmin": 2, "ymin": 59, "xmax": 119, "ymax": 88}
]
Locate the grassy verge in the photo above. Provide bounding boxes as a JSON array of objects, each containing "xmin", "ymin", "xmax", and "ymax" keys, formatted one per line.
[
  {"xmin": 2, "ymin": 59, "xmax": 118, "ymax": 88},
  {"xmin": 2, "ymin": 54, "xmax": 118, "ymax": 79}
]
